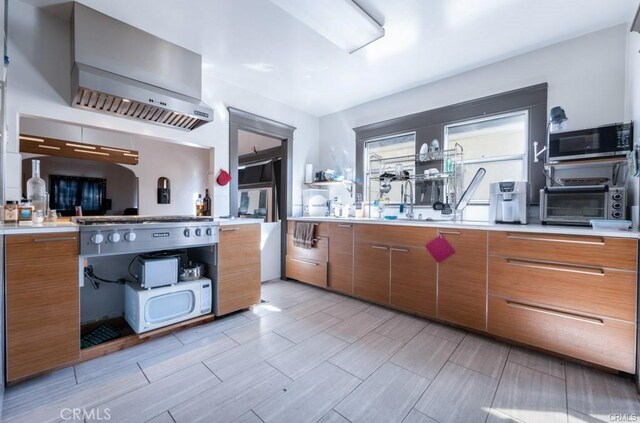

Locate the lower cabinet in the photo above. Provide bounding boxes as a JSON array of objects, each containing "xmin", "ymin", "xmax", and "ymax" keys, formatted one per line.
[
  {"xmin": 437, "ymin": 229, "xmax": 487, "ymax": 331},
  {"xmin": 354, "ymin": 241, "xmax": 391, "ymax": 304},
  {"xmin": 487, "ymin": 231, "xmax": 638, "ymax": 373},
  {"xmin": 6, "ymin": 233, "xmax": 80, "ymax": 382},
  {"xmin": 328, "ymin": 223, "xmax": 354, "ymax": 294},
  {"xmin": 217, "ymin": 224, "xmax": 261, "ymax": 315},
  {"xmin": 354, "ymin": 225, "xmax": 437, "ymax": 315},
  {"xmin": 390, "ymin": 245, "xmax": 436, "ymax": 317},
  {"xmin": 286, "ymin": 221, "xmax": 328, "ymax": 287},
  {"xmin": 289, "ymin": 220, "xmax": 638, "ymax": 373}
]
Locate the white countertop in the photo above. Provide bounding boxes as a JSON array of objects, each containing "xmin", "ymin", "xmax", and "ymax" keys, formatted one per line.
[
  {"xmin": 0, "ymin": 217, "xmax": 264, "ymax": 234},
  {"xmin": 290, "ymin": 216, "xmax": 640, "ymax": 239},
  {"xmin": 214, "ymin": 217, "xmax": 265, "ymax": 226},
  {"xmin": 1, "ymin": 221, "xmax": 79, "ymax": 235}
]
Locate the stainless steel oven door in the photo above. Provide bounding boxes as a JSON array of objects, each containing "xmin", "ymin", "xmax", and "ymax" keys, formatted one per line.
[{"xmin": 541, "ymin": 185, "xmax": 608, "ymax": 225}]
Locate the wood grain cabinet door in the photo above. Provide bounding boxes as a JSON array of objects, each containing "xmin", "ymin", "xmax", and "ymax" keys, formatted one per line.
[
  {"xmin": 354, "ymin": 242, "xmax": 390, "ymax": 304},
  {"xmin": 328, "ymin": 223, "xmax": 354, "ymax": 294},
  {"xmin": 390, "ymin": 245, "xmax": 436, "ymax": 317},
  {"xmin": 217, "ymin": 224, "xmax": 261, "ymax": 316},
  {"xmin": 437, "ymin": 229, "xmax": 488, "ymax": 331},
  {"xmin": 6, "ymin": 233, "xmax": 80, "ymax": 382}
]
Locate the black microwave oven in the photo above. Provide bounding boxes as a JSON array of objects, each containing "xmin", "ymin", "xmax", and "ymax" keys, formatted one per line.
[{"xmin": 548, "ymin": 122, "xmax": 633, "ymax": 161}]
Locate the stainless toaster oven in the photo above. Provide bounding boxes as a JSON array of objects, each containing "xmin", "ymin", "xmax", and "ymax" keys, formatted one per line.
[{"xmin": 540, "ymin": 185, "xmax": 625, "ymax": 226}]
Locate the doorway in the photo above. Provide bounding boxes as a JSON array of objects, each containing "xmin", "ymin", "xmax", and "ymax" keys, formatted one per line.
[
  {"xmin": 228, "ymin": 108, "xmax": 295, "ymax": 280},
  {"xmin": 237, "ymin": 130, "xmax": 282, "ymax": 222}
]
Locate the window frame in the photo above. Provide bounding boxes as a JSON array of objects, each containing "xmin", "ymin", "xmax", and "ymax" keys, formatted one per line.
[
  {"xmin": 353, "ymin": 83, "xmax": 547, "ymax": 206},
  {"xmin": 443, "ymin": 110, "xmax": 530, "ymax": 204},
  {"xmin": 363, "ymin": 131, "xmax": 417, "ymax": 205}
]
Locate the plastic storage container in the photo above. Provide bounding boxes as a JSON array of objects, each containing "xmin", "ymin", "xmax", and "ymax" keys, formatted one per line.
[{"xmin": 589, "ymin": 219, "xmax": 632, "ymax": 231}]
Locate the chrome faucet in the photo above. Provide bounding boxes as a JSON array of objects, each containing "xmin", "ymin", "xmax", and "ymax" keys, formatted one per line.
[{"xmin": 403, "ymin": 179, "xmax": 414, "ymax": 220}]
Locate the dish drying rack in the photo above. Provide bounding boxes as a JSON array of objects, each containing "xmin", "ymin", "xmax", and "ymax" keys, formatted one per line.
[{"xmin": 367, "ymin": 143, "xmax": 464, "ymax": 218}]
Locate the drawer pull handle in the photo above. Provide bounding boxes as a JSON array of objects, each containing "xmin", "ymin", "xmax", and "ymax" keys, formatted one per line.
[
  {"xmin": 34, "ymin": 236, "xmax": 77, "ymax": 243},
  {"xmin": 390, "ymin": 247, "xmax": 409, "ymax": 253},
  {"xmin": 505, "ymin": 258, "xmax": 605, "ymax": 276},
  {"xmin": 338, "ymin": 224, "xmax": 353, "ymax": 228},
  {"xmin": 505, "ymin": 300, "xmax": 604, "ymax": 325},
  {"xmin": 439, "ymin": 231, "xmax": 461, "ymax": 235},
  {"xmin": 506, "ymin": 233, "xmax": 605, "ymax": 246},
  {"xmin": 220, "ymin": 228, "xmax": 239, "ymax": 232},
  {"xmin": 371, "ymin": 245, "xmax": 388, "ymax": 250},
  {"xmin": 290, "ymin": 258, "xmax": 319, "ymax": 266}
]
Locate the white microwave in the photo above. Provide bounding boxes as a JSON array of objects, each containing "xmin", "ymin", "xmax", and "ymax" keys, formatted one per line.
[{"xmin": 125, "ymin": 278, "xmax": 212, "ymax": 334}]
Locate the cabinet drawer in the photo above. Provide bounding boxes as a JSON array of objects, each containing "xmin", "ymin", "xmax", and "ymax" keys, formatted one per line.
[
  {"xmin": 489, "ymin": 256, "xmax": 636, "ymax": 321},
  {"xmin": 355, "ymin": 224, "xmax": 435, "ymax": 248},
  {"xmin": 286, "ymin": 255, "xmax": 327, "ymax": 288},
  {"xmin": 489, "ymin": 231, "xmax": 637, "ymax": 270},
  {"xmin": 488, "ymin": 295, "xmax": 635, "ymax": 373},
  {"xmin": 288, "ymin": 221, "xmax": 328, "ymax": 237},
  {"xmin": 287, "ymin": 234, "xmax": 328, "ymax": 262}
]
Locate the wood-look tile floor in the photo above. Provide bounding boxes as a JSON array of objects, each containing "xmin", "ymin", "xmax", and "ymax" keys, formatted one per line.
[{"xmin": 4, "ymin": 280, "xmax": 640, "ymax": 423}]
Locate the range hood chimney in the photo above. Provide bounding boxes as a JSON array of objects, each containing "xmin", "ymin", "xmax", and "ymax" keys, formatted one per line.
[{"xmin": 71, "ymin": 3, "xmax": 213, "ymax": 131}]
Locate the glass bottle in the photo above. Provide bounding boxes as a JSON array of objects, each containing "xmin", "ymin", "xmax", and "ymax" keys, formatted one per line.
[
  {"xmin": 203, "ymin": 189, "xmax": 211, "ymax": 216},
  {"xmin": 26, "ymin": 159, "xmax": 47, "ymax": 216},
  {"xmin": 195, "ymin": 194, "xmax": 204, "ymax": 216}
]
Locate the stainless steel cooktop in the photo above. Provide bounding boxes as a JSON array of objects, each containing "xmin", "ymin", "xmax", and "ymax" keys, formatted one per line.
[{"xmin": 75, "ymin": 215, "xmax": 219, "ymax": 256}]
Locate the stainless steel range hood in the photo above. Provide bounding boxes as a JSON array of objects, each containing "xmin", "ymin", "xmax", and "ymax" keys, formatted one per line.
[{"xmin": 71, "ymin": 3, "xmax": 213, "ymax": 131}]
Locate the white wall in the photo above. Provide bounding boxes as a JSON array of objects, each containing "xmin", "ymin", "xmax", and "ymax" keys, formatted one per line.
[
  {"xmin": 318, "ymin": 25, "xmax": 629, "ymax": 217},
  {"xmin": 5, "ymin": 0, "xmax": 319, "ymax": 216}
]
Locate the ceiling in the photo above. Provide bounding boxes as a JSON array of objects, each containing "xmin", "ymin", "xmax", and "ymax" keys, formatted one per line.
[{"xmin": 23, "ymin": 0, "xmax": 640, "ymax": 116}]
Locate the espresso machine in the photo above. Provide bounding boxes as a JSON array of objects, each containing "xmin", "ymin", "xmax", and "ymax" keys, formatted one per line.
[{"xmin": 489, "ymin": 181, "xmax": 529, "ymax": 224}]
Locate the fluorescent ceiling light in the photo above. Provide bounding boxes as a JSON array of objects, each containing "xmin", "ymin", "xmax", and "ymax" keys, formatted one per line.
[{"xmin": 270, "ymin": 0, "xmax": 384, "ymax": 53}]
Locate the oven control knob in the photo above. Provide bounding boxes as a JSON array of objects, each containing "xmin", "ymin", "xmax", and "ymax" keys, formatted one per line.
[
  {"xmin": 184, "ymin": 228, "xmax": 191, "ymax": 237},
  {"xmin": 90, "ymin": 233, "xmax": 104, "ymax": 244},
  {"xmin": 195, "ymin": 228, "xmax": 202, "ymax": 237},
  {"xmin": 612, "ymin": 193, "xmax": 623, "ymax": 201},
  {"xmin": 109, "ymin": 233, "xmax": 121, "ymax": 243},
  {"xmin": 124, "ymin": 232, "xmax": 136, "ymax": 242},
  {"xmin": 206, "ymin": 228, "xmax": 212, "ymax": 236},
  {"xmin": 612, "ymin": 211, "xmax": 622, "ymax": 219},
  {"xmin": 612, "ymin": 202, "xmax": 622, "ymax": 210}
]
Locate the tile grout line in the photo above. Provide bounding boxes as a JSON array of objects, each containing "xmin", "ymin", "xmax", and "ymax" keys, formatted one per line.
[
  {"xmin": 505, "ymin": 356, "xmax": 566, "ymax": 382},
  {"xmin": 137, "ymin": 362, "xmax": 151, "ymax": 384},
  {"xmin": 484, "ymin": 345, "xmax": 512, "ymax": 423},
  {"xmin": 332, "ymin": 408, "xmax": 354, "ymax": 422}
]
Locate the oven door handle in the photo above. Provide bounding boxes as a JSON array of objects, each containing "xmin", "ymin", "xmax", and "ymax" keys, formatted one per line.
[{"xmin": 544, "ymin": 185, "xmax": 608, "ymax": 194}]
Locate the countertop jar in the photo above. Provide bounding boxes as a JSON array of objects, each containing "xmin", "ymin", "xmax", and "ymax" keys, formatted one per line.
[{"xmin": 4, "ymin": 201, "xmax": 18, "ymax": 223}]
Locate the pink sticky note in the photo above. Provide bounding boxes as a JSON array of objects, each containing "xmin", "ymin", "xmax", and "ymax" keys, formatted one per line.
[{"xmin": 426, "ymin": 235, "xmax": 456, "ymax": 263}]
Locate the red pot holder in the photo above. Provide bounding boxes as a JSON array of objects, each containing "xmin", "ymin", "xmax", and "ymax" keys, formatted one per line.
[
  {"xmin": 426, "ymin": 235, "xmax": 456, "ymax": 262},
  {"xmin": 216, "ymin": 169, "xmax": 232, "ymax": 186}
]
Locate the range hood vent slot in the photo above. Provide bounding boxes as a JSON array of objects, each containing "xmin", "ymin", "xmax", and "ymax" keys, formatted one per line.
[{"xmin": 71, "ymin": 3, "xmax": 212, "ymax": 131}]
